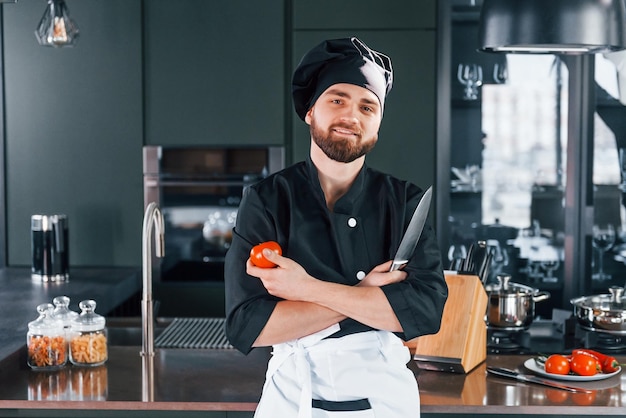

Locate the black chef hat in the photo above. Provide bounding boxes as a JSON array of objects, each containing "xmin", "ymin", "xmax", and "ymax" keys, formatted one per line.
[{"xmin": 292, "ymin": 37, "xmax": 393, "ymax": 121}]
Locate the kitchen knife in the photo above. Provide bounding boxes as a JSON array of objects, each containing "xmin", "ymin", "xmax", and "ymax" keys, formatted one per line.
[
  {"xmin": 390, "ymin": 186, "xmax": 433, "ymax": 271},
  {"xmin": 486, "ymin": 367, "xmax": 592, "ymax": 393}
]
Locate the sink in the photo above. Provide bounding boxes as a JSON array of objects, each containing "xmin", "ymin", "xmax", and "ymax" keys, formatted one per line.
[
  {"xmin": 105, "ymin": 317, "xmax": 170, "ymax": 346},
  {"xmin": 104, "ymin": 317, "xmax": 232, "ymax": 349}
]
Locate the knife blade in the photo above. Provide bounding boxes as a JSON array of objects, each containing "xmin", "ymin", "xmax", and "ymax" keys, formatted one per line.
[
  {"xmin": 390, "ymin": 186, "xmax": 433, "ymax": 271},
  {"xmin": 486, "ymin": 367, "xmax": 592, "ymax": 393}
]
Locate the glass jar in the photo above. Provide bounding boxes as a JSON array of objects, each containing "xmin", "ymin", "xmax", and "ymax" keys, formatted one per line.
[
  {"xmin": 51, "ymin": 295, "xmax": 78, "ymax": 331},
  {"xmin": 69, "ymin": 300, "xmax": 108, "ymax": 367},
  {"xmin": 27, "ymin": 303, "xmax": 68, "ymax": 371}
]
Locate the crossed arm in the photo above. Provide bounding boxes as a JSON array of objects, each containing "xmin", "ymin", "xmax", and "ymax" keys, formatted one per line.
[{"xmin": 250, "ymin": 248, "xmax": 407, "ymax": 347}]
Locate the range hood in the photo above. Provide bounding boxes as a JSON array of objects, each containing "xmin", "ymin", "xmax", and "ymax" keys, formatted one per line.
[{"xmin": 479, "ymin": 0, "xmax": 626, "ymax": 54}]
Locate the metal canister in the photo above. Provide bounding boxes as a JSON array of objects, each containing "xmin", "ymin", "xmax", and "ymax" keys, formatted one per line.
[{"xmin": 31, "ymin": 214, "xmax": 69, "ymax": 282}]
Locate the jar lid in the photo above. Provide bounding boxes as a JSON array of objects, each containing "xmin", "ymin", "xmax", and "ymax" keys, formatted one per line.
[
  {"xmin": 28, "ymin": 303, "xmax": 64, "ymax": 333},
  {"xmin": 71, "ymin": 300, "xmax": 105, "ymax": 332},
  {"xmin": 51, "ymin": 295, "xmax": 78, "ymax": 326}
]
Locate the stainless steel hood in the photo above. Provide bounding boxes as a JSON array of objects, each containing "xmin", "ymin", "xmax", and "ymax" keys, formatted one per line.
[{"xmin": 478, "ymin": 0, "xmax": 626, "ymax": 54}]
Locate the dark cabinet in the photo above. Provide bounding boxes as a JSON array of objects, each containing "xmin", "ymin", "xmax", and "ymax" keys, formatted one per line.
[
  {"xmin": 3, "ymin": 0, "xmax": 143, "ymax": 267},
  {"xmin": 143, "ymin": 0, "xmax": 285, "ymax": 146},
  {"xmin": 293, "ymin": 0, "xmax": 435, "ymax": 29}
]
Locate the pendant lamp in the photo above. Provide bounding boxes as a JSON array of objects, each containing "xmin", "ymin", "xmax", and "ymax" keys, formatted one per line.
[
  {"xmin": 34, "ymin": 0, "xmax": 79, "ymax": 47},
  {"xmin": 479, "ymin": 0, "xmax": 626, "ymax": 54}
]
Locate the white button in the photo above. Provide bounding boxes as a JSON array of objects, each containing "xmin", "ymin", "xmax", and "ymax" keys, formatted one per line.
[
  {"xmin": 347, "ymin": 218, "xmax": 357, "ymax": 228},
  {"xmin": 356, "ymin": 271, "xmax": 366, "ymax": 280}
]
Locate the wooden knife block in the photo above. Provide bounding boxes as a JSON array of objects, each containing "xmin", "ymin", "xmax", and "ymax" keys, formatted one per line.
[{"xmin": 407, "ymin": 273, "xmax": 487, "ymax": 374}]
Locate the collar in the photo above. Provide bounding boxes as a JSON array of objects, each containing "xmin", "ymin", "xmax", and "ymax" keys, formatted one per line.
[{"xmin": 305, "ymin": 156, "xmax": 367, "ymax": 213}]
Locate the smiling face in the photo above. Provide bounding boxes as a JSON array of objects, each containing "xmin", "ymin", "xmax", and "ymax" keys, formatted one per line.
[{"xmin": 305, "ymin": 83, "xmax": 382, "ymax": 164}]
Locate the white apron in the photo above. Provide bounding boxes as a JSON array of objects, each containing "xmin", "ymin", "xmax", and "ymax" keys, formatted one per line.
[{"xmin": 254, "ymin": 324, "xmax": 420, "ymax": 418}]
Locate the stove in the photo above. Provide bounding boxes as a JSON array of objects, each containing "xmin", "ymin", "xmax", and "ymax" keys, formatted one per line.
[
  {"xmin": 487, "ymin": 318, "xmax": 626, "ymax": 355},
  {"xmin": 576, "ymin": 325, "xmax": 626, "ymax": 352},
  {"xmin": 487, "ymin": 326, "xmax": 532, "ymax": 353}
]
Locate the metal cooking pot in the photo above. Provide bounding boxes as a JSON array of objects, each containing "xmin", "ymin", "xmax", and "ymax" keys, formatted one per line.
[
  {"xmin": 484, "ymin": 274, "xmax": 551, "ymax": 329},
  {"xmin": 570, "ymin": 286, "xmax": 626, "ymax": 334}
]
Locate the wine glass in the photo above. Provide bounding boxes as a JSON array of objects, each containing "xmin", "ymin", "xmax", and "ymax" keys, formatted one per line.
[
  {"xmin": 447, "ymin": 243, "xmax": 467, "ymax": 270},
  {"xmin": 592, "ymin": 224, "xmax": 616, "ymax": 281},
  {"xmin": 457, "ymin": 63, "xmax": 483, "ymax": 100},
  {"xmin": 493, "ymin": 62, "xmax": 508, "ymax": 84},
  {"xmin": 540, "ymin": 259, "xmax": 560, "ymax": 283}
]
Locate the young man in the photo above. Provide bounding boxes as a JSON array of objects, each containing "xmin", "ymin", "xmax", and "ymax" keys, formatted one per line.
[{"xmin": 225, "ymin": 37, "xmax": 448, "ymax": 418}]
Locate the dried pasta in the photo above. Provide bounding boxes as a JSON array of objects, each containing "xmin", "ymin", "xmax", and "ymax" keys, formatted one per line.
[
  {"xmin": 70, "ymin": 331, "xmax": 108, "ymax": 365},
  {"xmin": 27, "ymin": 335, "xmax": 67, "ymax": 369}
]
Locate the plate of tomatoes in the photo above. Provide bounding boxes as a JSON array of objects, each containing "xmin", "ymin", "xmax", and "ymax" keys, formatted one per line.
[{"xmin": 525, "ymin": 349, "xmax": 622, "ymax": 381}]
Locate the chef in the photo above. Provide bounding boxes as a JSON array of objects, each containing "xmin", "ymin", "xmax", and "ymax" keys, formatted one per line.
[{"xmin": 224, "ymin": 37, "xmax": 448, "ymax": 418}]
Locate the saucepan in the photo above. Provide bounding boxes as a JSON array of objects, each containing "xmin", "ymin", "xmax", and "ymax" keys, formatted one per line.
[
  {"xmin": 484, "ymin": 274, "xmax": 550, "ymax": 329},
  {"xmin": 570, "ymin": 285, "xmax": 626, "ymax": 334}
]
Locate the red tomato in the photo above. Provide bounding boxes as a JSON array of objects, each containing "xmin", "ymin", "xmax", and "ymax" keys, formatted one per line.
[
  {"xmin": 544, "ymin": 354, "xmax": 571, "ymax": 375},
  {"xmin": 250, "ymin": 241, "xmax": 282, "ymax": 268},
  {"xmin": 570, "ymin": 353, "xmax": 600, "ymax": 376}
]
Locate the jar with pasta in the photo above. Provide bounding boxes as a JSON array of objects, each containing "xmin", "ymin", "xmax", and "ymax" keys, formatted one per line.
[
  {"xmin": 69, "ymin": 300, "xmax": 108, "ymax": 367},
  {"xmin": 27, "ymin": 303, "xmax": 68, "ymax": 371}
]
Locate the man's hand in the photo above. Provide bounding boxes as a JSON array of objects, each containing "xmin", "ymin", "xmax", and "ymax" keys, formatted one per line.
[
  {"xmin": 357, "ymin": 260, "xmax": 408, "ymax": 287},
  {"xmin": 248, "ymin": 249, "xmax": 406, "ymax": 341},
  {"xmin": 248, "ymin": 251, "xmax": 408, "ymax": 300},
  {"xmin": 246, "ymin": 248, "xmax": 315, "ymax": 301}
]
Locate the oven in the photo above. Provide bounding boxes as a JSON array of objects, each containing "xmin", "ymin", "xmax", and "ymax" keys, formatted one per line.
[{"xmin": 143, "ymin": 145, "xmax": 285, "ymax": 285}]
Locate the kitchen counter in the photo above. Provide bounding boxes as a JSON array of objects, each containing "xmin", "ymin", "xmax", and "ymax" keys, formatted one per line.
[
  {"xmin": 0, "ymin": 267, "xmax": 141, "ymax": 360},
  {"xmin": 0, "ymin": 344, "xmax": 624, "ymax": 417},
  {"xmin": 0, "ymin": 267, "xmax": 625, "ymax": 417}
]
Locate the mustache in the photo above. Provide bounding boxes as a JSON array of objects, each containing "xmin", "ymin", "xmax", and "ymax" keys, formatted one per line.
[{"xmin": 330, "ymin": 123, "xmax": 362, "ymax": 137}]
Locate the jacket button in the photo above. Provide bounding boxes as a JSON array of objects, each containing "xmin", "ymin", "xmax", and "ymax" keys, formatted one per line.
[
  {"xmin": 356, "ymin": 271, "xmax": 366, "ymax": 280},
  {"xmin": 347, "ymin": 218, "xmax": 357, "ymax": 228}
]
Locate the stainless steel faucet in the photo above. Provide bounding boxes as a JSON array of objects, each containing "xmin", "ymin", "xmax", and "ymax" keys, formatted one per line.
[{"xmin": 141, "ymin": 202, "xmax": 165, "ymax": 402}]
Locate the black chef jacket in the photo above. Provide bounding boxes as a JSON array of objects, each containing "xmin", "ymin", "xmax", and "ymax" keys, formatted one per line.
[{"xmin": 225, "ymin": 157, "xmax": 448, "ymax": 355}]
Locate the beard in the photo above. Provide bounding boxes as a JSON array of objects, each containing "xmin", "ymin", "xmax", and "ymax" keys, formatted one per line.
[{"xmin": 310, "ymin": 118, "xmax": 377, "ymax": 163}]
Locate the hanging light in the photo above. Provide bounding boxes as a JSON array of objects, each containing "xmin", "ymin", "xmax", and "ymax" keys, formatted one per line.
[
  {"xmin": 479, "ymin": 0, "xmax": 626, "ymax": 54},
  {"xmin": 34, "ymin": 0, "xmax": 79, "ymax": 48}
]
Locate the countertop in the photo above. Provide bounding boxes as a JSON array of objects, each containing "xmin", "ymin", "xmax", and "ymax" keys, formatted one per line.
[
  {"xmin": 0, "ymin": 267, "xmax": 141, "ymax": 360},
  {"xmin": 0, "ymin": 267, "xmax": 625, "ymax": 417},
  {"xmin": 0, "ymin": 345, "xmax": 625, "ymax": 416}
]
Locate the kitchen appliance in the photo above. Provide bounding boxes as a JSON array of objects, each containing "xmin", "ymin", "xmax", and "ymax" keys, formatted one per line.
[
  {"xmin": 411, "ymin": 273, "xmax": 488, "ymax": 373},
  {"xmin": 31, "ymin": 214, "xmax": 69, "ymax": 282},
  {"xmin": 576, "ymin": 325, "xmax": 626, "ymax": 352},
  {"xmin": 143, "ymin": 145, "xmax": 284, "ymax": 284},
  {"xmin": 484, "ymin": 274, "xmax": 550, "ymax": 329},
  {"xmin": 571, "ymin": 285, "xmax": 626, "ymax": 352},
  {"xmin": 571, "ymin": 285, "xmax": 626, "ymax": 333},
  {"xmin": 487, "ymin": 326, "xmax": 532, "ymax": 352}
]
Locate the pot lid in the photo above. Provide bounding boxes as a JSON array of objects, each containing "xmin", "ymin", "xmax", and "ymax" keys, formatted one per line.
[
  {"xmin": 571, "ymin": 286, "xmax": 626, "ymax": 309},
  {"xmin": 484, "ymin": 274, "xmax": 538, "ymax": 296}
]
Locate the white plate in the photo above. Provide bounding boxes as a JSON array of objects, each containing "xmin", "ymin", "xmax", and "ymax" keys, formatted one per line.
[{"xmin": 523, "ymin": 358, "xmax": 621, "ymax": 382}]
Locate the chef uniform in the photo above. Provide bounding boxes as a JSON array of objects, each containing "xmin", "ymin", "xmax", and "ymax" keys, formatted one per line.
[{"xmin": 225, "ymin": 37, "xmax": 448, "ymax": 418}]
